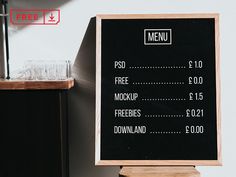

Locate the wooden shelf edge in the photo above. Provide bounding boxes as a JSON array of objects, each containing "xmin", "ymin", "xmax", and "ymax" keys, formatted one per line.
[
  {"xmin": 119, "ymin": 166, "xmax": 200, "ymax": 177},
  {"xmin": 0, "ymin": 78, "xmax": 74, "ymax": 90}
]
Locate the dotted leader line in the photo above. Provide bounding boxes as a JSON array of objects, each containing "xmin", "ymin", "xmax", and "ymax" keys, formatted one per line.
[
  {"xmin": 133, "ymin": 82, "xmax": 185, "ymax": 85},
  {"xmin": 150, "ymin": 131, "xmax": 182, "ymax": 134},
  {"xmin": 145, "ymin": 115, "xmax": 184, "ymax": 118},
  {"xmin": 129, "ymin": 66, "xmax": 186, "ymax": 69},
  {"xmin": 142, "ymin": 98, "xmax": 186, "ymax": 101}
]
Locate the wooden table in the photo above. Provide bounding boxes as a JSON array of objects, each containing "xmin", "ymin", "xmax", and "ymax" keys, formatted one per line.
[{"xmin": 0, "ymin": 78, "xmax": 74, "ymax": 90}]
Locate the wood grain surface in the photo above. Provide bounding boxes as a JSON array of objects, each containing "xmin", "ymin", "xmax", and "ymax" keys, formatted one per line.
[
  {"xmin": 0, "ymin": 78, "xmax": 74, "ymax": 90},
  {"xmin": 119, "ymin": 166, "xmax": 200, "ymax": 177}
]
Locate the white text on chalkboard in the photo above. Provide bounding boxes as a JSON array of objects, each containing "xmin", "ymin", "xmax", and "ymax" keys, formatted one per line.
[{"xmin": 144, "ymin": 29, "xmax": 172, "ymax": 45}]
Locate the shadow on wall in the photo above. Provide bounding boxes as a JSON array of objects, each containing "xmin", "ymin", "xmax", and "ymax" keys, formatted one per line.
[{"xmin": 68, "ymin": 17, "xmax": 119, "ymax": 177}]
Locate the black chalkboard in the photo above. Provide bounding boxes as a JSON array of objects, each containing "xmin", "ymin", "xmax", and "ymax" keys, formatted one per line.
[{"xmin": 96, "ymin": 14, "xmax": 221, "ymax": 166}]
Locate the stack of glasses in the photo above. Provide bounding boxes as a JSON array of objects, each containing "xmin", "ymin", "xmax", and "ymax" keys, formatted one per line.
[{"xmin": 16, "ymin": 60, "xmax": 71, "ymax": 80}]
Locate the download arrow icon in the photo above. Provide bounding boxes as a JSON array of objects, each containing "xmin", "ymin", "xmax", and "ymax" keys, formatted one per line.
[
  {"xmin": 48, "ymin": 13, "xmax": 55, "ymax": 22},
  {"xmin": 44, "ymin": 10, "xmax": 60, "ymax": 25}
]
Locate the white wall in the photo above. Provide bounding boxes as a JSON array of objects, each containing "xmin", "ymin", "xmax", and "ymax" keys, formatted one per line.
[{"xmin": 9, "ymin": 0, "xmax": 236, "ymax": 176}]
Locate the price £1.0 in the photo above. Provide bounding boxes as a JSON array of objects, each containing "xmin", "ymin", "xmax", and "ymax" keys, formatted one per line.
[{"xmin": 189, "ymin": 60, "xmax": 203, "ymax": 69}]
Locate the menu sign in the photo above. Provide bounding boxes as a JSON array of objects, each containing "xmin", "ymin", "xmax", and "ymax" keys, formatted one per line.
[{"xmin": 96, "ymin": 14, "xmax": 221, "ymax": 166}]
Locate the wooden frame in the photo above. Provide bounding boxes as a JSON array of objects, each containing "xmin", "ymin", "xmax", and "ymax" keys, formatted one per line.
[{"xmin": 95, "ymin": 14, "xmax": 221, "ymax": 166}]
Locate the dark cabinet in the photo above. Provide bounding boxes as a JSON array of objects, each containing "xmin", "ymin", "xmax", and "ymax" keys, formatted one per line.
[{"xmin": 1, "ymin": 79, "xmax": 73, "ymax": 177}]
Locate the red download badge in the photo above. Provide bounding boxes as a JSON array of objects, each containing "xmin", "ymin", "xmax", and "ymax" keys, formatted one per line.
[
  {"xmin": 10, "ymin": 9, "xmax": 60, "ymax": 25},
  {"xmin": 44, "ymin": 10, "xmax": 60, "ymax": 25}
]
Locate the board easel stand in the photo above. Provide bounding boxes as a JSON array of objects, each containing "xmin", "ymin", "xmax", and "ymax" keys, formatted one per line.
[{"xmin": 119, "ymin": 166, "xmax": 200, "ymax": 177}]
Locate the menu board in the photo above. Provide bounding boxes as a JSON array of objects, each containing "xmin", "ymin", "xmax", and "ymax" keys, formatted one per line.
[{"xmin": 95, "ymin": 14, "xmax": 221, "ymax": 166}]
